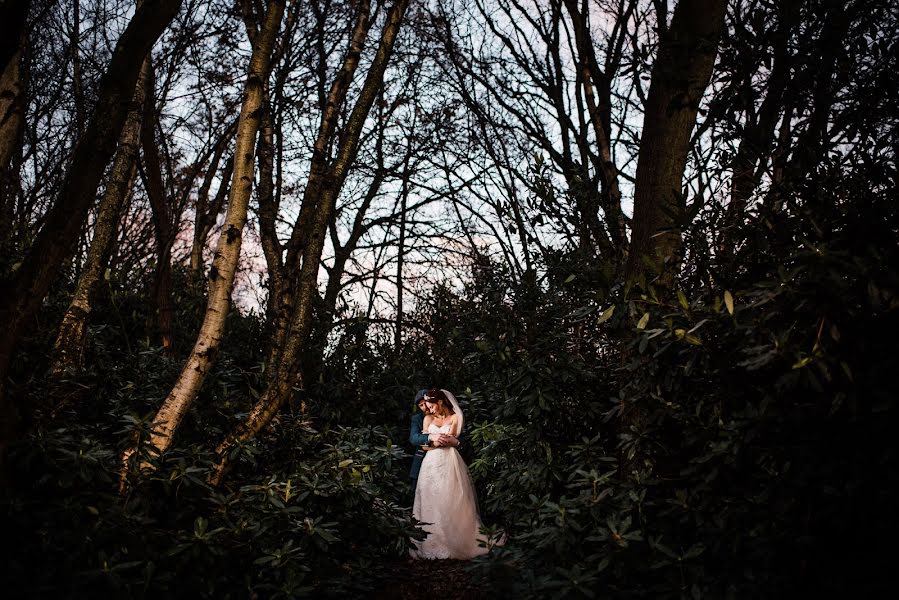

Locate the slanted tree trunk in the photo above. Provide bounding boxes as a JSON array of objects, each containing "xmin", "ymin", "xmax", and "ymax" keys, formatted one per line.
[
  {"xmin": 50, "ymin": 57, "xmax": 149, "ymax": 378},
  {"xmin": 624, "ymin": 0, "xmax": 727, "ymax": 289},
  {"xmin": 267, "ymin": 0, "xmax": 375, "ymax": 373},
  {"xmin": 190, "ymin": 124, "xmax": 236, "ymax": 278},
  {"xmin": 0, "ymin": 7, "xmax": 28, "ymax": 245},
  {"xmin": 0, "ymin": 0, "xmax": 183, "ymax": 459},
  {"xmin": 256, "ymin": 100, "xmax": 283, "ymax": 324},
  {"xmin": 210, "ymin": 0, "xmax": 411, "ymax": 486},
  {"xmin": 121, "ymin": 0, "xmax": 285, "ymax": 474}
]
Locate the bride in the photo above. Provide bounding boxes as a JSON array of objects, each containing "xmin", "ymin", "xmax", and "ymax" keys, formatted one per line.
[{"xmin": 411, "ymin": 388, "xmax": 491, "ymax": 560}]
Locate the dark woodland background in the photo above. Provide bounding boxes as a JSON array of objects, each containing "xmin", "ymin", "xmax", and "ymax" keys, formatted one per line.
[{"xmin": 1, "ymin": 0, "xmax": 897, "ymax": 597}]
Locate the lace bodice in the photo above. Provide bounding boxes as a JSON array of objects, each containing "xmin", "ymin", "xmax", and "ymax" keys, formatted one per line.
[{"xmin": 427, "ymin": 422, "xmax": 453, "ymax": 434}]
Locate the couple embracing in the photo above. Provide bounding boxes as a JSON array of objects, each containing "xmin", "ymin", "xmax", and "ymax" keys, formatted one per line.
[{"xmin": 407, "ymin": 388, "xmax": 498, "ymax": 560}]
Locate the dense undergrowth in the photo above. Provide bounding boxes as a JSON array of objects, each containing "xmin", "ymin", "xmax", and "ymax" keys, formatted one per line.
[{"xmin": 3, "ymin": 155, "xmax": 898, "ymax": 598}]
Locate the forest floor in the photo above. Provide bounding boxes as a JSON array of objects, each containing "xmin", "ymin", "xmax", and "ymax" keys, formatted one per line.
[{"xmin": 371, "ymin": 558, "xmax": 487, "ymax": 599}]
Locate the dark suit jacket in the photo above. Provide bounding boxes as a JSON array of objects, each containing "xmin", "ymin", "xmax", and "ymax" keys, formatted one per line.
[{"xmin": 409, "ymin": 412, "xmax": 429, "ymax": 481}]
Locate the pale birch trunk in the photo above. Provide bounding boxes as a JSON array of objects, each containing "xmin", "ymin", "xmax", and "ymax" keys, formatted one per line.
[
  {"xmin": 122, "ymin": 0, "xmax": 285, "ymax": 473},
  {"xmin": 50, "ymin": 57, "xmax": 149, "ymax": 377},
  {"xmin": 210, "ymin": 0, "xmax": 411, "ymax": 486}
]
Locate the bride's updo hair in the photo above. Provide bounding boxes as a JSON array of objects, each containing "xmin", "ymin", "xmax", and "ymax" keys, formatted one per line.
[{"xmin": 425, "ymin": 388, "xmax": 454, "ymax": 416}]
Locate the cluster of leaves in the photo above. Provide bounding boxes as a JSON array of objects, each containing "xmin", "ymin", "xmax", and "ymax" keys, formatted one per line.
[
  {"xmin": 1, "ymin": 274, "xmax": 425, "ymax": 599},
  {"xmin": 3, "ymin": 415, "xmax": 420, "ymax": 598}
]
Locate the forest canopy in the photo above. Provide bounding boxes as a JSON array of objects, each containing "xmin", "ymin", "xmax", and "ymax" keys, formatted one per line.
[{"xmin": 1, "ymin": 0, "xmax": 897, "ymax": 597}]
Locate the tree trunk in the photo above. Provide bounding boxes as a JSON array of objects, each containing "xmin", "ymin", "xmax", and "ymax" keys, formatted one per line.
[
  {"xmin": 563, "ymin": 0, "xmax": 628, "ymax": 256},
  {"xmin": 765, "ymin": 103, "xmax": 794, "ymax": 213},
  {"xmin": 210, "ymin": 0, "xmax": 411, "ymax": 486},
  {"xmin": 268, "ymin": 0, "xmax": 374, "ymax": 372},
  {"xmin": 320, "ymin": 167, "xmax": 387, "ymax": 321},
  {"xmin": 0, "ymin": 16, "xmax": 28, "ymax": 244},
  {"xmin": 624, "ymin": 0, "xmax": 727, "ymax": 289},
  {"xmin": 618, "ymin": 0, "xmax": 726, "ymax": 482},
  {"xmin": 140, "ymin": 59, "xmax": 176, "ymax": 353},
  {"xmin": 256, "ymin": 100, "xmax": 283, "ymax": 325},
  {"xmin": 395, "ymin": 154, "xmax": 410, "ymax": 351},
  {"xmin": 0, "ymin": 0, "xmax": 183, "ymax": 459},
  {"xmin": 190, "ymin": 122, "xmax": 236, "ymax": 278},
  {"xmin": 50, "ymin": 57, "xmax": 149, "ymax": 378},
  {"xmin": 71, "ymin": 0, "xmax": 86, "ymax": 137},
  {"xmin": 122, "ymin": 0, "xmax": 285, "ymax": 473},
  {"xmin": 191, "ymin": 155, "xmax": 234, "ymax": 278},
  {"xmin": 0, "ymin": 1, "xmax": 28, "ymax": 76}
]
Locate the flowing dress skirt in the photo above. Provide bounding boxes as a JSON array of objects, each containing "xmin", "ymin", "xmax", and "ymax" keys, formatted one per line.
[{"xmin": 410, "ymin": 446, "xmax": 488, "ymax": 560}]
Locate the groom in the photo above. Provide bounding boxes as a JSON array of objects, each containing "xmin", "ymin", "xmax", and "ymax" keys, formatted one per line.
[{"xmin": 408, "ymin": 388, "xmax": 465, "ymax": 492}]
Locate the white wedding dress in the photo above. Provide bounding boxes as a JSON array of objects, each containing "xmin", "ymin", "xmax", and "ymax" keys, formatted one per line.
[{"xmin": 410, "ymin": 421, "xmax": 489, "ymax": 560}]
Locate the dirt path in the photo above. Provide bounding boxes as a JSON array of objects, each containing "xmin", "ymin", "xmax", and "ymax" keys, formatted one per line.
[{"xmin": 371, "ymin": 558, "xmax": 488, "ymax": 600}]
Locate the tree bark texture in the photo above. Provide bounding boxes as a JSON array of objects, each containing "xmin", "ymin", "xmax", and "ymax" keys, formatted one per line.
[
  {"xmin": 210, "ymin": 0, "xmax": 411, "ymax": 486},
  {"xmin": 0, "ymin": 18, "xmax": 28, "ymax": 242},
  {"xmin": 129, "ymin": 0, "xmax": 285, "ymax": 467},
  {"xmin": 140, "ymin": 59, "xmax": 176, "ymax": 353},
  {"xmin": 624, "ymin": 0, "xmax": 726, "ymax": 289},
  {"xmin": 0, "ymin": 0, "xmax": 183, "ymax": 454},
  {"xmin": 51, "ymin": 57, "xmax": 149, "ymax": 377}
]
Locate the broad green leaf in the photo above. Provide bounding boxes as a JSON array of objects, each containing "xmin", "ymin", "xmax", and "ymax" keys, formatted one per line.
[
  {"xmin": 636, "ymin": 312, "xmax": 650, "ymax": 329},
  {"xmin": 338, "ymin": 459, "xmax": 353, "ymax": 468},
  {"xmin": 564, "ymin": 273, "xmax": 576, "ymax": 283},
  {"xmin": 724, "ymin": 290, "xmax": 735, "ymax": 316},
  {"xmin": 597, "ymin": 305, "xmax": 615, "ymax": 324},
  {"xmin": 677, "ymin": 289, "xmax": 689, "ymax": 310}
]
